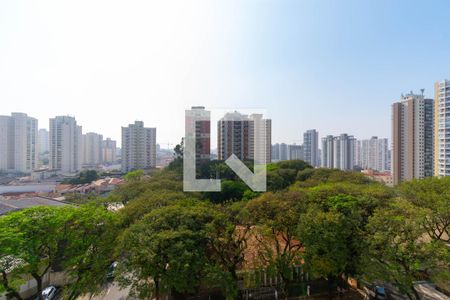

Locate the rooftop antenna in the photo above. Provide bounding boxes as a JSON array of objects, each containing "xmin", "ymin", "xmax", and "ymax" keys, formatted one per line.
[{"xmin": 420, "ymin": 88, "xmax": 425, "ymax": 96}]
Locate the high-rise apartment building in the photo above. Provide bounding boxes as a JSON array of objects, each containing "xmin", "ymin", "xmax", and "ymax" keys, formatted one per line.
[
  {"xmin": 249, "ymin": 114, "xmax": 272, "ymax": 164},
  {"xmin": 217, "ymin": 112, "xmax": 271, "ymax": 164},
  {"xmin": 121, "ymin": 121, "xmax": 156, "ymax": 173},
  {"xmin": 434, "ymin": 79, "xmax": 450, "ymax": 177},
  {"xmin": 392, "ymin": 92, "xmax": 434, "ymax": 185},
  {"xmin": 321, "ymin": 134, "xmax": 355, "ymax": 170},
  {"xmin": 102, "ymin": 138, "xmax": 117, "ymax": 164},
  {"xmin": 49, "ymin": 116, "xmax": 82, "ymax": 173},
  {"xmin": 279, "ymin": 143, "xmax": 288, "ymax": 161},
  {"xmin": 271, "ymin": 144, "xmax": 280, "ymax": 161},
  {"xmin": 333, "ymin": 134, "xmax": 356, "ymax": 170},
  {"xmin": 357, "ymin": 136, "xmax": 390, "ymax": 172},
  {"xmin": 321, "ymin": 135, "xmax": 334, "ymax": 168},
  {"xmin": 82, "ymin": 132, "xmax": 103, "ymax": 167},
  {"xmin": 0, "ymin": 113, "xmax": 38, "ymax": 173},
  {"xmin": 303, "ymin": 129, "xmax": 319, "ymax": 167},
  {"xmin": 38, "ymin": 129, "xmax": 49, "ymax": 154},
  {"xmin": 186, "ymin": 106, "xmax": 211, "ymax": 164},
  {"xmin": 288, "ymin": 144, "xmax": 304, "ymax": 160}
]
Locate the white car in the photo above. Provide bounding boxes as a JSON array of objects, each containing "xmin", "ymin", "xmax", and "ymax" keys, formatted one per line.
[{"xmin": 34, "ymin": 286, "xmax": 58, "ymax": 300}]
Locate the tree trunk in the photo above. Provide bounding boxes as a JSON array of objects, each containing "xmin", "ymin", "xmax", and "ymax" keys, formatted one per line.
[
  {"xmin": 154, "ymin": 279, "xmax": 160, "ymax": 300},
  {"xmin": 328, "ymin": 275, "xmax": 336, "ymax": 300},
  {"xmin": 31, "ymin": 273, "xmax": 44, "ymax": 300}
]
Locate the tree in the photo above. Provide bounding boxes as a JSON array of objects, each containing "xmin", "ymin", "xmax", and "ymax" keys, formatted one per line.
[
  {"xmin": 205, "ymin": 202, "xmax": 252, "ymax": 299},
  {"xmin": 364, "ymin": 198, "xmax": 450, "ymax": 300},
  {"xmin": 116, "ymin": 201, "xmax": 215, "ymax": 299},
  {"xmin": 119, "ymin": 191, "xmax": 194, "ymax": 227},
  {"xmin": 0, "ymin": 237, "xmax": 25, "ymax": 299},
  {"xmin": 0, "ymin": 207, "xmax": 73, "ymax": 300},
  {"xmin": 245, "ymin": 191, "xmax": 304, "ymax": 294},
  {"xmin": 297, "ymin": 207, "xmax": 354, "ymax": 299},
  {"xmin": 124, "ymin": 169, "xmax": 145, "ymax": 182},
  {"xmin": 61, "ymin": 204, "xmax": 120, "ymax": 300},
  {"xmin": 65, "ymin": 170, "xmax": 99, "ymax": 184},
  {"xmin": 397, "ymin": 177, "xmax": 450, "ymax": 242}
]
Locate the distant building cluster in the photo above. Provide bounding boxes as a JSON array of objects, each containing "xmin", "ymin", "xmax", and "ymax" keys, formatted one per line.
[
  {"xmin": 2, "ymin": 77, "xmax": 450, "ymax": 187},
  {"xmin": 0, "ymin": 114, "xmax": 121, "ymax": 175}
]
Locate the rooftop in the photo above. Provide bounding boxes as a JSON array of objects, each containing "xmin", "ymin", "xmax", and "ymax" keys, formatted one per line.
[{"xmin": 0, "ymin": 196, "xmax": 69, "ymax": 216}]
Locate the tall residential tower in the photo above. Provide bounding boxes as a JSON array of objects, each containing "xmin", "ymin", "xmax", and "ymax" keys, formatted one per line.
[
  {"xmin": 121, "ymin": 121, "xmax": 156, "ymax": 173},
  {"xmin": 303, "ymin": 129, "xmax": 319, "ymax": 167},
  {"xmin": 49, "ymin": 116, "xmax": 82, "ymax": 173},
  {"xmin": 0, "ymin": 113, "xmax": 38, "ymax": 173},
  {"xmin": 434, "ymin": 79, "xmax": 450, "ymax": 177},
  {"xmin": 392, "ymin": 92, "xmax": 433, "ymax": 185}
]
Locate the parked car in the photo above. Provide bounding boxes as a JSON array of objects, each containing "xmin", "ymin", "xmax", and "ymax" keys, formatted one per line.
[
  {"xmin": 33, "ymin": 286, "xmax": 58, "ymax": 300},
  {"xmin": 363, "ymin": 284, "xmax": 387, "ymax": 300},
  {"xmin": 106, "ymin": 261, "xmax": 118, "ymax": 280},
  {"xmin": 374, "ymin": 286, "xmax": 387, "ymax": 300}
]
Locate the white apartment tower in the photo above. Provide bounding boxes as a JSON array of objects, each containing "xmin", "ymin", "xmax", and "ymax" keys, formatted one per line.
[
  {"xmin": 303, "ymin": 129, "xmax": 319, "ymax": 167},
  {"xmin": 0, "ymin": 113, "xmax": 38, "ymax": 173},
  {"xmin": 434, "ymin": 79, "xmax": 450, "ymax": 177},
  {"xmin": 321, "ymin": 135, "xmax": 334, "ymax": 168},
  {"xmin": 49, "ymin": 116, "xmax": 82, "ymax": 173},
  {"xmin": 38, "ymin": 129, "xmax": 49, "ymax": 154},
  {"xmin": 321, "ymin": 134, "xmax": 355, "ymax": 170},
  {"xmin": 82, "ymin": 132, "xmax": 103, "ymax": 167},
  {"xmin": 357, "ymin": 137, "xmax": 390, "ymax": 172},
  {"xmin": 392, "ymin": 92, "xmax": 434, "ymax": 185},
  {"xmin": 103, "ymin": 138, "xmax": 117, "ymax": 164},
  {"xmin": 288, "ymin": 144, "xmax": 304, "ymax": 160},
  {"xmin": 121, "ymin": 121, "xmax": 156, "ymax": 173},
  {"xmin": 333, "ymin": 134, "xmax": 356, "ymax": 170}
]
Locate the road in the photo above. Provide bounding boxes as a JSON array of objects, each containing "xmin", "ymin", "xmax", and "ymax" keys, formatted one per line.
[{"xmin": 78, "ymin": 283, "xmax": 132, "ymax": 300}]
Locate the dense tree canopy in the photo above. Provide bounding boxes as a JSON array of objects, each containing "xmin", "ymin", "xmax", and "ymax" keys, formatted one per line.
[{"xmin": 1, "ymin": 160, "xmax": 449, "ymax": 300}]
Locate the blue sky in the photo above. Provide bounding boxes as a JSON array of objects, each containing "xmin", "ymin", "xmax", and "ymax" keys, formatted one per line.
[{"xmin": 1, "ymin": 0, "xmax": 450, "ymax": 146}]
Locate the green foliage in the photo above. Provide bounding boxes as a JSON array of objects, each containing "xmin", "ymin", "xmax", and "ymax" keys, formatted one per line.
[
  {"xmin": 116, "ymin": 200, "xmax": 215, "ymax": 299},
  {"xmin": 64, "ymin": 170, "xmax": 99, "ymax": 185},
  {"xmin": 267, "ymin": 160, "xmax": 312, "ymax": 191},
  {"xmin": 61, "ymin": 204, "xmax": 120, "ymax": 299},
  {"xmin": 245, "ymin": 191, "xmax": 305, "ymax": 293},
  {"xmin": 64, "ymin": 192, "xmax": 99, "ymax": 205},
  {"xmin": 0, "ymin": 206, "xmax": 73, "ymax": 298},
  {"xmin": 297, "ymin": 208, "xmax": 353, "ymax": 281},
  {"xmin": 295, "ymin": 168, "xmax": 371, "ymax": 187},
  {"xmin": 124, "ymin": 169, "xmax": 145, "ymax": 182},
  {"xmin": 3, "ymin": 158, "xmax": 449, "ymax": 300},
  {"xmin": 119, "ymin": 191, "xmax": 196, "ymax": 227},
  {"xmin": 0, "ymin": 205, "xmax": 119, "ymax": 300},
  {"xmin": 363, "ymin": 198, "xmax": 450, "ymax": 299},
  {"xmin": 396, "ymin": 177, "xmax": 450, "ymax": 243},
  {"xmin": 204, "ymin": 180, "xmax": 248, "ymax": 203}
]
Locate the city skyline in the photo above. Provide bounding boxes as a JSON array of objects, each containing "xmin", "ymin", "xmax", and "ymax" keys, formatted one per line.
[{"xmin": 2, "ymin": 1, "xmax": 450, "ymax": 145}]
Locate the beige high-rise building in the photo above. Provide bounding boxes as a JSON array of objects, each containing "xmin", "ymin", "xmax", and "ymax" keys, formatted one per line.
[
  {"xmin": 434, "ymin": 79, "xmax": 450, "ymax": 177},
  {"xmin": 0, "ymin": 113, "xmax": 38, "ymax": 173},
  {"xmin": 121, "ymin": 121, "xmax": 156, "ymax": 173},
  {"xmin": 217, "ymin": 112, "xmax": 271, "ymax": 164},
  {"xmin": 102, "ymin": 138, "xmax": 117, "ymax": 164},
  {"xmin": 392, "ymin": 92, "xmax": 434, "ymax": 185},
  {"xmin": 49, "ymin": 116, "xmax": 83, "ymax": 173}
]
